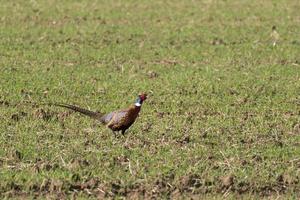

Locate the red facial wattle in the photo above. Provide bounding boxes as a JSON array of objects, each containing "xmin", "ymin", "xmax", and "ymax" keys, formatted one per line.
[{"xmin": 139, "ymin": 94, "xmax": 147, "ymax": 101}]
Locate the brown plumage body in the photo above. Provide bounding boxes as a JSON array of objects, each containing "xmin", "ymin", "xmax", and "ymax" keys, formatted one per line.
[
  {"xmin": 106, "ymin": 105, "xmax": 141, "ymax": 133},
  {"xmin": 52, "ymin": 94, "xmax": 147, "ymax": 135}
]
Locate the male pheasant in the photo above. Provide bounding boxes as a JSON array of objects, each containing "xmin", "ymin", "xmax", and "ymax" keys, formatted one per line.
[{"xmin": 53, "ymin": 93, "xmax": 147, "ymax": 135}]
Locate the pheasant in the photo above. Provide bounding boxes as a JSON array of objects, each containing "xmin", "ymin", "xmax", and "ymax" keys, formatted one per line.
[
  {"xmin": 52, "ymin": 93, "xmax": 147, "ymax": 135},
  {"xmin": 270, "ymin": 25, "xmax": 280, "ymax": 47}
]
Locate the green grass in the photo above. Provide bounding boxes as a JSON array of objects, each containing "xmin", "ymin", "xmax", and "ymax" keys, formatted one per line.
[{"xmin": 0, "ymin": 0, "xmax": 300, "ymax": 198}]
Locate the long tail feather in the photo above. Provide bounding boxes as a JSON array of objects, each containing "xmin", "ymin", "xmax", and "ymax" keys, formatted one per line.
[{"xmin": 52, "ymin": 103, "xmax": 104, "ymax": 121}]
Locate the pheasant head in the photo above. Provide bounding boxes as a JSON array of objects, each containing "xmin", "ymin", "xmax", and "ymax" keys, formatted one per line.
[{"xmin": 135, "ymin": 93, "xmax": 147, "ymax": 107}]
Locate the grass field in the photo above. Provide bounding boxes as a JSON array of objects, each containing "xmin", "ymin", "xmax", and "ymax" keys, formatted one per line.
[{"xmin": 0, "ymin": 0, "xmax": 300, "ymax": 199}]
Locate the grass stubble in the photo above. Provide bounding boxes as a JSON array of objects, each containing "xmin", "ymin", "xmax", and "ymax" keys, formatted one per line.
[{"xmin": 0, "ymin": 0, "xmax": 300, "ymax": 199}]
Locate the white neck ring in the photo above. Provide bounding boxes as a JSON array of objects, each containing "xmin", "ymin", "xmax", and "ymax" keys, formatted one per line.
[{"xmin": 135, "ymin": 102, "xmax": 141, "ymax": 107}]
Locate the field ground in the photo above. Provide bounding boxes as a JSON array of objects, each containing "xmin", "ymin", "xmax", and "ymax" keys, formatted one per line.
[{"xmin": 0, "ymin": 0, "xmax": 300, "ymax": 199}]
